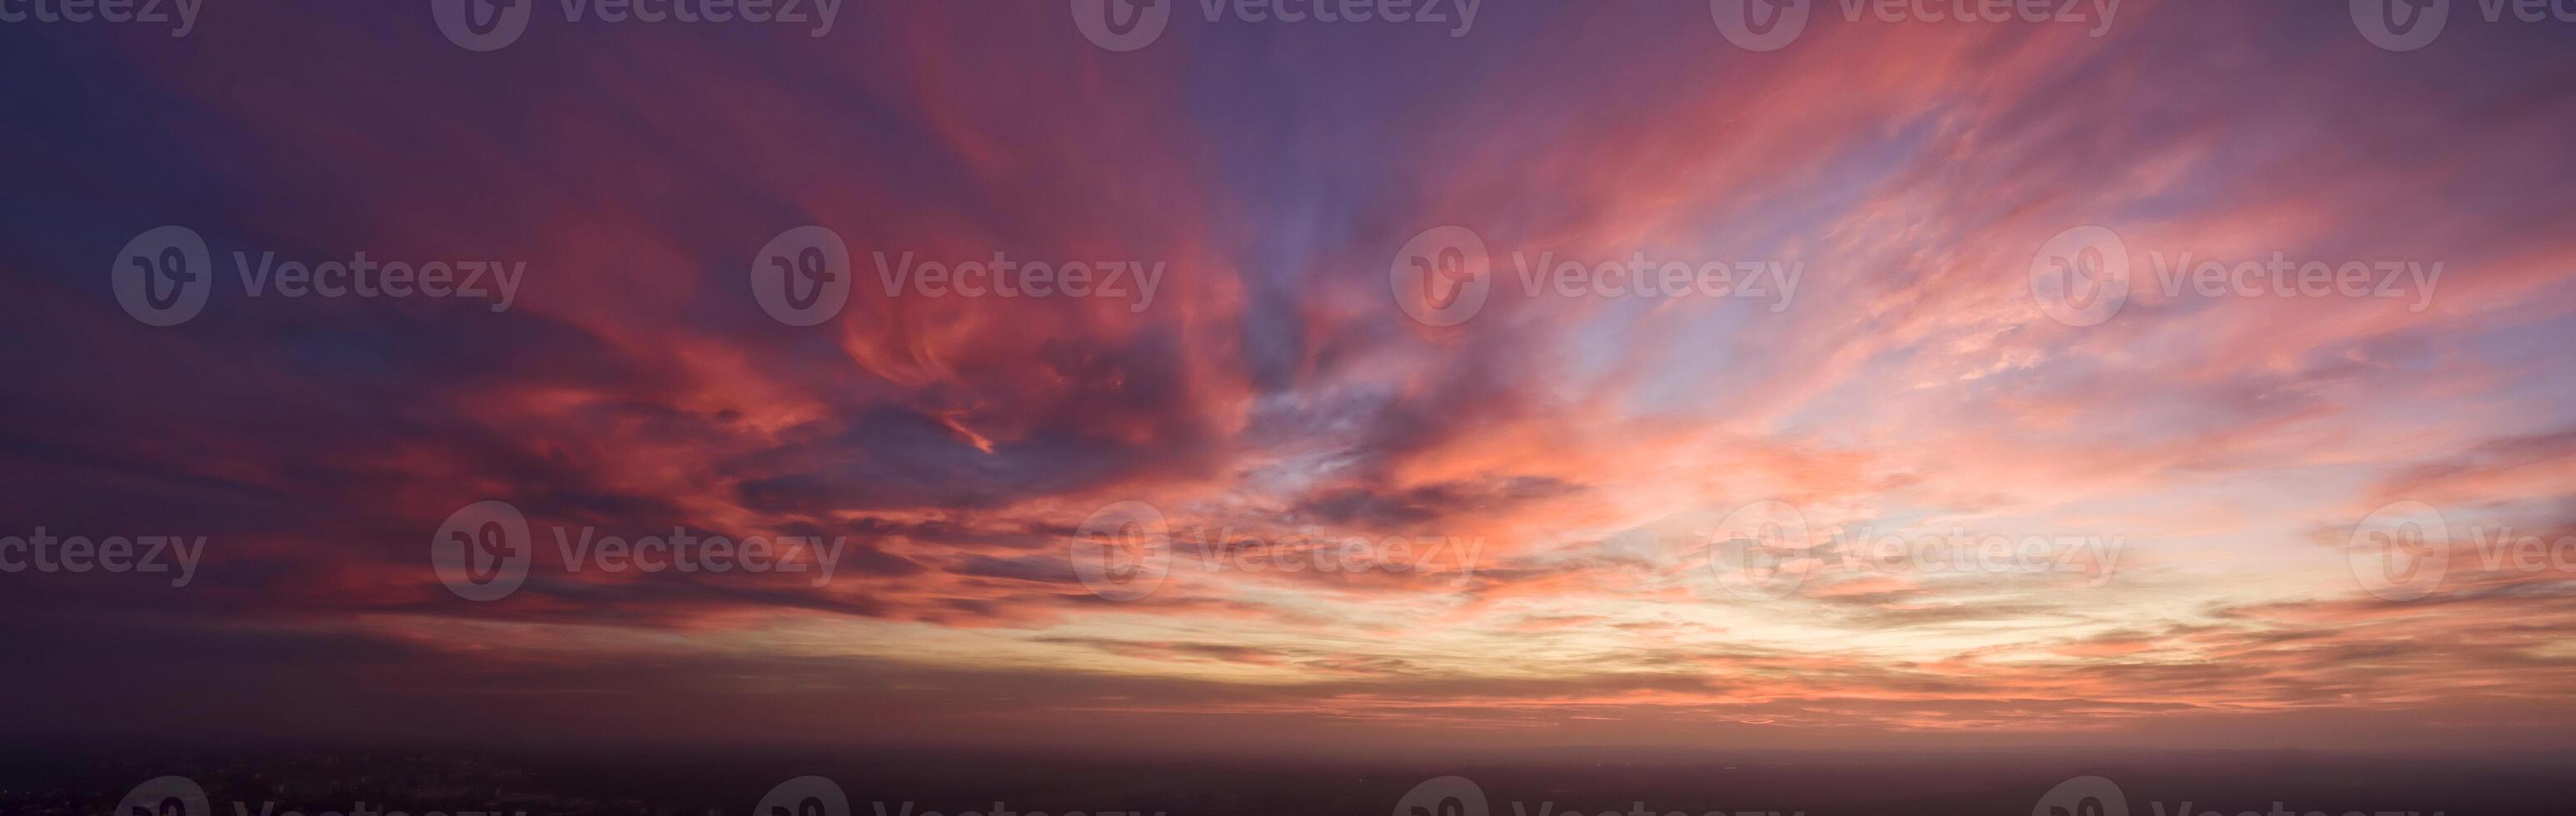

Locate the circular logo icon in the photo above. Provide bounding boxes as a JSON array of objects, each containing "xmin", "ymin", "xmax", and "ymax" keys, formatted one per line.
[
  {"xmin": 2032, "ymin": 775, "xmax": 2126, "ymax": 816},
  {"xmin": 2349, "ymin": 500, "xmax": 2448, "ymax": 601},
  {"xmin": 431, "ymin": 0, "xmax": 534, "ymax": 52},
  {"xmin": 756, "ymin": 776, "xmax": 850, "ymax": 816},
  {"xmin": 1391, "ymin": 226, "xmax": 1492, "ymax": 327},
  {"xmin": 2030, "ymin": 225, "xmax": 2130, "ymax": 327},
  {"xmin": 1711, "ymin": 0, "xmax": 1811, "ymax": 52},
  {"xmin": 1709, "ymin": 500, "xmax": 1811, "ymax": 600},
  {"xmin": 2351, "ymin": 0, "xmax": 2448, "ymax": 52},
  {"xmin": 117, "ymin": 776, "xmax": 211, "ymax": 816},
  {"xmin": 432, "ymin": 500, "xmax": 533, "ymax": 601},
  {"xmin": 1393, "ymin": 776, "xmax": 1487, "ymax": 816},
  {"xmin": 1072, "ymin": 500, "xmax": 1170, "ymax": 601},
  {"xmin": 752, "ymin": 226, "xmax": 854, "ymax": 326},
  {"xmin": 112, "ymin": 226, "xmax": 213, "ymax": 326},
  {"xmin": 1072, "ymin": 0, "xmax": 1171, "ymax": 52}
]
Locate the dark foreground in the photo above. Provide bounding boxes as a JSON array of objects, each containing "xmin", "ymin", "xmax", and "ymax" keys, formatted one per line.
[{"xmin": 1, "ymin": 747, "xmax": 2564, "ymax": 816}]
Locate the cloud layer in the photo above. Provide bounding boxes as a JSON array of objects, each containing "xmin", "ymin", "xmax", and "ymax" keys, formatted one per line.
[{"xmin": 3, "ymin": 0, "xmax": 2574, "ymax": 754}]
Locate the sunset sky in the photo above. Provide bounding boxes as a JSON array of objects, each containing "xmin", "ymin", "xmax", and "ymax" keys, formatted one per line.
[{"xmin": 4, "ymin": 0, "xmax": 2575, "ymax": 757}]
